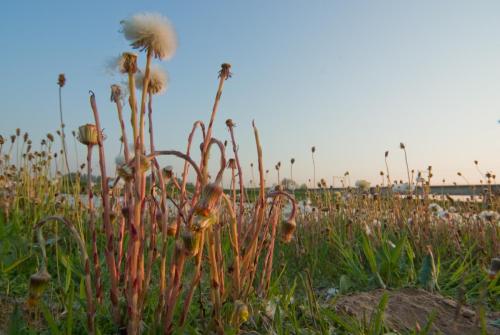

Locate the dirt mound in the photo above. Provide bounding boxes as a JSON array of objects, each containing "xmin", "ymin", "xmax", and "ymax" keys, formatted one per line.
[{"xmin": 334, "ymin": 288, "xmax": 500, "ymax": 335}]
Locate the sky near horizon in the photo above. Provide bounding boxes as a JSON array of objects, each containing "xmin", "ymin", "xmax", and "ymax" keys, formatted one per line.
[{"xmin": 1, "ymin": 1, "xmax": 500, "ymax": 187}]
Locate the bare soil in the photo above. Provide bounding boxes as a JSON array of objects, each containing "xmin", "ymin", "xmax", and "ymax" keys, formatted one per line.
[{"xmin": 334, "ymin": 288, "xmax": 500, "ymax": 335}]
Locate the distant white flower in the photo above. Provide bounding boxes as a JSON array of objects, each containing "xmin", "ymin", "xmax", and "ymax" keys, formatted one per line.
[
  {"xmin": 136, "ymin": 65, "xmax": 168, "ymax": 95},
  {"xmin": 364, "ymin": 224, "xmax": 372, "ymax": 236},
  {"xmin": 428, "ymin": 203, "xmax": 443, "ymax": 213},
  {"xmin": 392, "ymin": 183, "xmax": 415, "ymax": 194},
  {"xmin": 479, "ymin": 210, "xmax": 500, "ymax": 223},
  {"xmin": 387, "ymin": 240, "xmax": 396, "ymax": 248},
  {"xmin": 121, "ymin": 13, "xmax": 177, "ymax": 60},
  {"xmin": 355, "ymin": 179, "xmax": 371, "ymax": 192}
]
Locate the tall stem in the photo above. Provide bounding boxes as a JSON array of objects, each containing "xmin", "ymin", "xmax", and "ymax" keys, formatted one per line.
[
  {"xmin": 59, "ymin": 86, "xmax": 70, "ymax": 174},
  {"xmin": 87, "ymin": 145, "xmax": 102, "ymax": 303},
  {"xmin": 88, "ymin": 92, "xmax": 120, "ymax": 324}
]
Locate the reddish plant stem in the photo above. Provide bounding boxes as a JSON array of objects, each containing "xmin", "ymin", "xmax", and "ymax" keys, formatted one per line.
[
  {"xmin": 86, "ymin": 145, "xmax": 102, "ymax": 303},
  {"xmin": 89, "ymin": 92, "xmax": 120, "ymax": 324}
]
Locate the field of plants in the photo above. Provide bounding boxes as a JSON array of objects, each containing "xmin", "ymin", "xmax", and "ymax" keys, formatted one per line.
[{"xmin": 0, "ymin": 12, "xmax": 499, "ymax": 335}]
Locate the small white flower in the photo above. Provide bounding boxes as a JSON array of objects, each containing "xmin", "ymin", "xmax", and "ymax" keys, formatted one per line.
[
  {"xmin": 121, "ymin": 12, "xmax": 177, "ymax": 60},
  {"xmin": 428, "ymin": 203, "xmax": 443, "ymax": 213},
  {"xmin": 387, "ymin": 240, "xmax": 396, "ymax": 248},
  {"xmin": 265, "ymin": 299, "xmax": 277, "ymax": 319},
  {"xmin": 479, "ymin": 210, "xmax": 500, "ymax": 223}
]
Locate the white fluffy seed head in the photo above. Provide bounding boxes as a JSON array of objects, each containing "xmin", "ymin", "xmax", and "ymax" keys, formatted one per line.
[
  {"xmin": 121, "ymin": 13, "xmax": 177, "ymax": 60},
  {"xmin": 136, "ymin": 65, "xmax": 168, "ymax": 95}
]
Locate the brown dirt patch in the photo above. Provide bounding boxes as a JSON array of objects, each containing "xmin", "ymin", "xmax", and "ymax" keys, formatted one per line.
[
  {"xmin": 334, "ymin": 288, "xmax": 500, "ymax": 335},
  {"xmin": 0, "ymin": 295, "xmax": 46, "ymax": 334}
]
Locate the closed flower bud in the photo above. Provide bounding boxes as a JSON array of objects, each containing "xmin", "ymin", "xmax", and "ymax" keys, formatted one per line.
[
  {"xmin": 163, "ymin": 165, "xmax": 173, "ymax": 179},
  {"xmin": 193, "ymin": 216, "xmax": 214, "ymax": 231},
  {"xmin": 232, "ymin": 300, "xmax": 249, "ymax": 324},
  {"xmin": 182, "ymin": 228, "xmax": 202, "ymax": 257},
  {"xmin": 119, "ymin": 52, "xmax": 138, "ymax": 74},
  {"xmin": 281, "ymin": 218, "xmax": 297, "ymax": 243},
  {"xmin": 227, "ymin": 158, "xmax": 236, "ymax": 169},
  {"xmin": 78, "ymin": 124, "xmax": 99, "ymax": 146},
  {"xmin": 28, "ymin": 267, "xmax": 51, "ymax": 307},
  {"xmin": 57, "ymin": 74, "xmax": 66, "ymax": 87},
  {"xmin": 195, "ymin": 183, "xmax": 223, "ymax": 217},
  {"xmin": 166, "ymin": 222, "xmax": 177, "ymax": 237},
  {"xmin": 488, "ymin": 258, "xmax": 500, "ymax": 280}
]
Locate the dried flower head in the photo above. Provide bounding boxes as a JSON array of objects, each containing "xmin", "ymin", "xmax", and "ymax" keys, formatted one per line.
[
  {"xmin": 117, "ymin": 52, "xmax": 138, "ymax": 74},
  {"xmin": 195, "ymin": 183, "xmax": 223, "ymax": 217},
  {"xmin": 227, "ymin": 158, "xmax": 237, "ymax": 169},
  {"xmin": 57, "ymin": 73, "xmax": 66, "ymax": 87},
  {"xmin": 163, "ymin": 165, "xmax": 174, "ymax": 179},
  {"xmin": 121, "ymin": 13, "xmax": 177, "ymax": 59},
  {"xmin": 226, "ymin": 119, "xmax": 235, "ymax": 127},
  {"xmin": 311, "ymin": 146, "xmax": 316, "ymax": 153},
  {"xmin": 400, "ymin": 142, "xmax": 405, "ymax": 149},
  {"xmin": 110, "ymin": 84, "xmax": 124, "ymax": 103},
  {"xmin": 281, "ymin": 218, "xmax": 297, "ymax": 243},
  {"xmin": 136, "ymin": 65, "xmax": 168, "ymax": 94},
  {"xmin": 291, "ymin": 158, "xmax": 295, "ymax": 164},
  {"xmin": 385, "ymin": 151, "xmax": 389, "ymax": 157},
  {"xmin": 219, "ymin": 63, "xmax": 232, "ymax": 80}
]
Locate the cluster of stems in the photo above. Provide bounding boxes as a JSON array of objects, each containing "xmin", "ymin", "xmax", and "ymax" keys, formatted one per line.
[{"xmin": 35, "ymin": 61, "xmax": 297, "ymax": 335}]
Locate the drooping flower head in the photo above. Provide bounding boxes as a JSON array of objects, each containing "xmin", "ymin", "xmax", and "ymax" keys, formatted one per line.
[
  {"xmin": 121, "ymin": 13, "xmax": 177, "ymax": 60},
  {"xmin": 136, "ymin": 65, "xmax": 168, "ymax": 95}
]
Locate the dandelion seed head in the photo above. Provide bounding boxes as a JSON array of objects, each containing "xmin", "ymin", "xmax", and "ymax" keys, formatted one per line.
[
  {"xmin": 121, "ymin": 12, "xmax": 177, "ymax": 60},
  {"xmin": 136, "ymin": 65, "xmax": 168, "ymax": 95}
]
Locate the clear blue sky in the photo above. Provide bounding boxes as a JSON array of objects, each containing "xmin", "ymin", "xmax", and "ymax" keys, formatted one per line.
[{"xmin": 1, "ymin": 1, "xmax": 500, "ymax": 186}]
